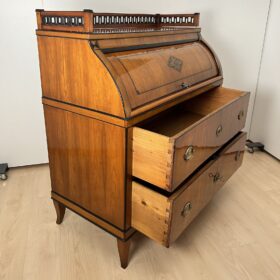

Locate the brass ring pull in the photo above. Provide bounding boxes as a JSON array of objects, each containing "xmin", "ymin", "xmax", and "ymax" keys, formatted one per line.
[
  {"xmin": 181, "ymin": 202, "xmax": 192, "ymax": 217},
  {"xmin": 184, "ymin": 145, "xmax": 195, "ymax": 161},
  {"xmin": 216, "ymin": 125, "xmax": 223, "ymax": 136},
  {"xmin": 209, "ymin": 172, "xmax": 223, "ymax": 183},
  {"xmin": 238, "ymin": 110, "xmax": 244, "ymax": 120}
]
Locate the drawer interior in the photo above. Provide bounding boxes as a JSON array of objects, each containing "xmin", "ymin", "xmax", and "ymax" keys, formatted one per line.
[{"xmin": 139, "ymin": 87, "xmax": 245, "ymax": 137}]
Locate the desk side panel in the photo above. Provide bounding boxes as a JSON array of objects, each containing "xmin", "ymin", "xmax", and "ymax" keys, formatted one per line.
[
  {"xmin": 37, "ymin": 36, "xmax": 125, "ymax": 118},
  {"xmin": 44, "ymin": 105, "xmax": 126, "ymax": 229}
]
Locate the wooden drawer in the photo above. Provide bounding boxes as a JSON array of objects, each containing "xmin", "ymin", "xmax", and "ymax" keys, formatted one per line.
[
  {"xmin": 132, "ymin": 132, "xmax": 246, "ymax": 247},
  {"xmin": 132, "ymin": 87, "xmax": 250, "ymax": 191}
]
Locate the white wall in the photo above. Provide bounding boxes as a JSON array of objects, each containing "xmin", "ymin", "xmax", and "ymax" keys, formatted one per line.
[
  {"xmin": 250, "ymin": 0, "xmax": 280, "ymax": 159},
  {"xmin": 0, "ymin": 0, "xmax": 271, "ymax": 167},
  {"xmin": 0, "ymin": 0, "xmax": 48, "ymax": 167},
  {"xmin": 191, "ymin": 0, "xmax": 270, "ymax": 133}
]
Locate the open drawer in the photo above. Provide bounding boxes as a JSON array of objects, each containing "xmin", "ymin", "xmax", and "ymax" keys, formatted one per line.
[
  {"xmin": 132, "ymin": 132, "xmax": 246, "ymax": 247},
  {"xmin": 132, "ymin": 87, "xmax": 250, "ymax": 191}
]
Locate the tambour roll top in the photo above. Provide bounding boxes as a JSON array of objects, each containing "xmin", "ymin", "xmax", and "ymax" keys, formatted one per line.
[
  {"xmin": 99, "ymin": 41, "xmax": 219, "ymax": 110},
  {"xmin": 36, "ymin": 9, "xmax": 223, "ymax": 118}
]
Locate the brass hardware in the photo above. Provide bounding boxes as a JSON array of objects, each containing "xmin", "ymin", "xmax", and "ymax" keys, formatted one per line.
[
  {"xmin": 181, "ymin": 202, "xmax": 192, "ymax": 217},
  {"xmin": 209, "ymin": 172, "xmax": 223, "ymax": 183},
  {"xmin": 168, "ymin": 55, "xmax": 183, "ymax": 72},
  {"xmin": 184, "ymin": 145, "xmax": 194, "ymax": 161},
  {"xmin": 216, "ymin": 125, "xmax": 223, "ymax": 136},
  {"xmin": 238, "ymin": 110, "xmax": 244, "ymax": 120},
  {"xmin": 235, "ymin": 151, "xmax": 241, "ymax": 161},
  {"xmin": 213, "ymin": 173, "xmax": 221, "ymax": 183},
  {"xmin": 181, "ymin": 82, "xmax": 189, "ymax": 89}
]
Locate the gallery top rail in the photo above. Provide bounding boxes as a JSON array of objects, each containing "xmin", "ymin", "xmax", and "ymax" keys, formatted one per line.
[{"xmin": 36, "ymin": 9, "xmax": 200, "ymax": 33}]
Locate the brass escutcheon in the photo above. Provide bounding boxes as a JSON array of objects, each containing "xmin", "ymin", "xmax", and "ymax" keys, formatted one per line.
[
  {"xmin": 181, "ymin": 202, "xmax": 192, "ymax": 217},
  {"xmin": 209, "ymin": 172, "xmax": 223, "ymax": 183},
  {"xmin": 216, "ymin": 125, "xmax": 223, "ymax": 136},
  {"xmin": 184, "ymin": 145, "xmax": 195, "ymax": 161},
  {"xmin": 214, "ymin": 172, "xmax": 222, "ymax": 183}
]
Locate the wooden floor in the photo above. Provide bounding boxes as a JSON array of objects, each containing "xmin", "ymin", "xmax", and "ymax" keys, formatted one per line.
[{"xmin": 0, "ymin": 151, "xmax": 280, "ymax": 280}]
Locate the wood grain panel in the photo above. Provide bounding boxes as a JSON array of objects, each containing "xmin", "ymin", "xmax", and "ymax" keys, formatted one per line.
[
  {"xmin": 44, "ymin": 105, "xmax": 126, "ymax": 229},
  {"xmin": 37, "ymin": 36, "xmax": 125, "ymax": 117}
]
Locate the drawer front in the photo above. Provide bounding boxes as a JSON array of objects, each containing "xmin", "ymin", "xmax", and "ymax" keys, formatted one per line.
[
  {"xmin": 172, "ymin": 92, "xmax": 249, "ymax": 188},
  {"xmin": 169, "ymin": 132, "xmax": 246, "ymax": 243},
  {"xmin": 132, "ymin": 132, "xmax": 246, "ymax": 246}
]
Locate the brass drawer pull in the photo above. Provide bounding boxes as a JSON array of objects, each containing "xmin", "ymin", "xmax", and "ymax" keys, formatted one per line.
[
  {"xmin": 216, "ymin": 125, "xmax": 223, "ymax": 136},
  {"xmin": 181, "ymin": 202, "xmax": 192, "ymax": 217},
  {"xmin": 184, "ymin": 145, "xmax": 195, "ymax": 161},
  {"xmin": 209, "ymin": 172, "xmax": 223, "ymax": 183},
  {"xmin": 238, "ymin": 110, "xmax": 244, "ymax": 120}
]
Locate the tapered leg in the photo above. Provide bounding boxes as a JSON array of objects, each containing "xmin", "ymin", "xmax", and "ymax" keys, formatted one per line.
[
  {"xmin": 53, "ymin": 200, "xmax": 66, "ymax": 224},
  {"xmin": 117, "ymin": 239, "xmax": 131, "ymax": 269}
]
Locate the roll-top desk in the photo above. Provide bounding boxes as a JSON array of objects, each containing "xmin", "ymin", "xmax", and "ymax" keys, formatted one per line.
[{"xmin": 35, "ymin": 9, "xmax": 250, "ymax": 268}]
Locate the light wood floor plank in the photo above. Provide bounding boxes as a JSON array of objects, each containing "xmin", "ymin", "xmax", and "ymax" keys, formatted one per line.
[{"xmin": 0, "ymin": 152, "xmax": 279, "ymax": 280}]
